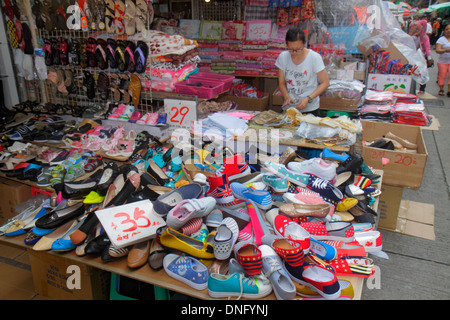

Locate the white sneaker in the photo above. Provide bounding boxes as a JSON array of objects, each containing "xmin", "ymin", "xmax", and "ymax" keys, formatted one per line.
[
  {"xmin": 166, "ymin": 197, "xmax": 217, "ymax": 230},
  {"xmin": 287, "ymin": 158, "xmax": 337, "ymax": 183}
]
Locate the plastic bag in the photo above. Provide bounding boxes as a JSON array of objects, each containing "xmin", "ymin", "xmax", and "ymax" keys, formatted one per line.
[{"xmin": 322, "ymin": 79, "xmax": 365, "ymax": 100}]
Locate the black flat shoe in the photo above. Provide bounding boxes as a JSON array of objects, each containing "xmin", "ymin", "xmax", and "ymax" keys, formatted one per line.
[
  {"xmin": 97, "ymin": 161, "xmax": 120, "ymax": 196},
  {"xmin": 61, "ymin": 168, "xmax": 106, "ymax": 199},
  {"xmin": 105, "ymin": 173, "xmax": 141, "ymax": 207},
  {"xmin": 85, "ymin": 232, "xmax": 110, "ymax": 256},
  {"xmin": 35, "ymin": 202, "xmax": 86, "ymax": 230},
  {"xmin": 145, "ymin": 158, "xmax": 172, "ymax": 186}
]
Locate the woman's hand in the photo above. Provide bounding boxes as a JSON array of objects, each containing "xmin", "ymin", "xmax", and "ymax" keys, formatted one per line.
[
  {"xmin": 282, "ymin": 96, "xmax": 295, "ymax": 108},
  {"xmin": 296, "ymin": 97, "xmax": 309, "ymax": 110}
]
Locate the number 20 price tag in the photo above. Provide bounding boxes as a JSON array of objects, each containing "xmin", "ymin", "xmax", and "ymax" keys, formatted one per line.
[{"xmin": 164, "ymin": 99, "xmax": 197, "ymax": 130}]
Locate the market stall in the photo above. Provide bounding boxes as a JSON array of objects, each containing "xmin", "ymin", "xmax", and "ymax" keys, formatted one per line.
[{"xmin": 0, "ymin": 0, "xmax": 436, "ymax": 301}]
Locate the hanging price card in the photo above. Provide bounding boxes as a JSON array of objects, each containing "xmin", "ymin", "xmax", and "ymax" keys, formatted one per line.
[
  {"xmin": 95, "ymin": 200, "xmax": 166, "ymax": 248},
  {"xmin": 164, "ymin": 99, "xmax": 197, "ymax": 130}
]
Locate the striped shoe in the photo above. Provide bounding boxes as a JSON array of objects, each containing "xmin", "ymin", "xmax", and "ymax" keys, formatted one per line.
[
  {"xmin": 108, "ymin": 243, "xmax": 129, "ymax": 258},
  {"xmin": 262, "ymin": 235, "xmax": 305, "ymax": 267},
  {"xmin": 234, "ymin": 242, "xmax": 263, "ymax": 276}
]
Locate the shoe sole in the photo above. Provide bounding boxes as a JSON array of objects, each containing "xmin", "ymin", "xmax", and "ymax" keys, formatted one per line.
[
  {"xmin": 287, "ymin": 271, "xmax": 341, "ymax": 300},
  {"xmin": 208, "ymin": 288, "xmax": 272, "ymax": 299}
]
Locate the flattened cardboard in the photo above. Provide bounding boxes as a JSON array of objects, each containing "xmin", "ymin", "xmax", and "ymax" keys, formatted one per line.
[
  {"xmin": 0, "ymin": 177, "xmax": 32, "ymax": 225},
  {"xmin": 377, "ymin": 184, "xmax": 435, "ymax": 240},
  {"xmin": 396, "ymin": 200, "xmax": 435, "ymax": 241}
]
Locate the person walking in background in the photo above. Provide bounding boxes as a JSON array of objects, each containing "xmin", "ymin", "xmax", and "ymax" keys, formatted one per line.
[
  {"xmin": 409, "ymin": 16, "xmax": 433, "ymax": 95},
  {"xmin": 435, "ymin": 23, "xmax": 450, "ymax": 96}
]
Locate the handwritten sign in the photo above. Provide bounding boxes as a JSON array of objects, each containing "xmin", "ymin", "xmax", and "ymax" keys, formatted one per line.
[
  {"xmin": 164, "ymin": 99, "xmax": 197, "ymax": 130},
  {"xmin": 95, "ymin": 200, "xmax": 166, "ymax": 248},
  {"xmin": 367, "ymin": 73, "xmax": 412, "ymax": 93},
  {"xmin": 246, "ymin": 20, "xmax": 272, "ymax": 41}
]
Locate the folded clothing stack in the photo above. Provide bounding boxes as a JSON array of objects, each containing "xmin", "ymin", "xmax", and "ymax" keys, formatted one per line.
[
  {"xmin": 357, "ymin": 104, "xmax": 394, "ymax": 122},
  {"xmin": 393, "ymin": 102, "xmax": 431, "ymax": 126}
]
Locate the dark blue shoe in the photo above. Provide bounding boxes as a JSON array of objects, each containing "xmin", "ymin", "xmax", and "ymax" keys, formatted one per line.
[{"xmin": 156, "ymin": 113, "xmax": 167, "ymax": 126}]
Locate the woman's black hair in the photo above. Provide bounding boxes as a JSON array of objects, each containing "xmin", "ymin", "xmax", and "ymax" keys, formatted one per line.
[{"xmin": 285, "ymin": 27, "xmax": 306, "ymax": 43}]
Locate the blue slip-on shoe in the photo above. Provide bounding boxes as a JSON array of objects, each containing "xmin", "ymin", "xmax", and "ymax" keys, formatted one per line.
[
  {"xmin": 4, "ymin": 206, "xmax": 47, "ymax": 237},
  {"xmin": 51, "ymin": 219, "xmax": 85, "ymax": 252},
  {"xmin": 230, "ymin": 182, "xmax": 272, "ymax": 210},
  {"xmin": 321, "ymin": 148, "xmax": 349, "ymax": 162},
  {"xmin": 310, "ymin": 238, "xmax": 337, "ymax": 261},
  {"xmin": 163, "ymin": 253, "xmax": 208, "ymax": 290}
]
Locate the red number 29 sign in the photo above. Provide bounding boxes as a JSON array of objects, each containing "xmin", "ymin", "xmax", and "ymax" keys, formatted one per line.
[{"xmin": 164, "ymin": 99, "xmax": 197, "ymax": 129}]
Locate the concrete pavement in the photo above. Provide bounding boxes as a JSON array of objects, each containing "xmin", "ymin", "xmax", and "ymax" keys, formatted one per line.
[{"xmin": 361, "ymin": 50, "xmax": 450, "ymax": 300}]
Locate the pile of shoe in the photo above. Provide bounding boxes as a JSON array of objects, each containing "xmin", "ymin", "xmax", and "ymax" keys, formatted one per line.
[{"xmin": 0, "ymin": 138, "xmax": 383, "ymax": 300}]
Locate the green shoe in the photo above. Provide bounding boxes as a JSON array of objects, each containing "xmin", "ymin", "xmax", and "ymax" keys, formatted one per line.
[
  {"xmin": 50, "ymin": 165, "xmax": 66, "ymax": 186},
  {"xmin": 64, "ymin": 164, "xmax": 85, "ymax": 182}
]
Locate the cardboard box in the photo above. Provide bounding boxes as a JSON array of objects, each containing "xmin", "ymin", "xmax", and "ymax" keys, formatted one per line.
[
  {"xmin": 0, "ymin": 177, "xmax": 32, "ymax": 225},
  {"xmin": 319, "ymin": 96, "xmax": 361, "ymax": 112},
  {"xmin": 272, "ymin": 88, "xmax": 284, "ymax": 106},
  {"xmin": 377, "ymin": 184, "xmax": 435, "ymax": 240},
  {"xmin": 29, "ymin": 250, "xmax": 110, "ymax": 300},
  {"xmin": 216, "ymin": 94, "xmax": 269, "ymax": 111},
  {"xmin": 340, "ymin": 62, "xmax": 366, "ymax": 81},
  {"xmin": 361, "ymin": 121, "xmax": 428, "ymax": 189}
]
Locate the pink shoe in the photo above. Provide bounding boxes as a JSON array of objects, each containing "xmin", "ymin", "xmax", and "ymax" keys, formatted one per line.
[
  {"xmin": 145, "ymin": 112, "xmax": 159, "ymax": 125},
  {"xmin": 108, "ymin": 104, "xmax": 126, "ymax": 119},
  {"xmin": 136, "ymin": 112, "xmax": 151, "ymax": 124}
]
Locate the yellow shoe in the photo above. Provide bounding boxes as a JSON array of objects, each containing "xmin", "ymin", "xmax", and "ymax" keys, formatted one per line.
[
  {"xmin": 336, "ymin": 198, "xmax": 358, "ymax": 212},
  {"xmin": 159, "ymin": 227, "xmax": 215, "ymax": 260}
]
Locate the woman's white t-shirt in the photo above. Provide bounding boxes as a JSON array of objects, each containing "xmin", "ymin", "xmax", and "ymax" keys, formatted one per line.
[
  {"xmin": 275, "ymin": 49, "xmax": 325, "ymax": 112},
  {"xmin": 437, "ymin": 36, "xmax": 450, "ymax": 64}
]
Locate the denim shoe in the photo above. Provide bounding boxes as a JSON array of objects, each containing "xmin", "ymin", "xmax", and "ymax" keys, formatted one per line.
[
  {"xmin": 260, "ymin": 244, "xmax": 296, "ymax": 300},
  {"xmin": 230, "ymin": 182, "xmax": 272, "ymax": 210},
  {"xmin": 156, "ymin": 113, "xmax": 167, "ymax": 126},
  {"xmin": 163, "ymin": 253, "xmax": 208, "ymax": 290},
  {"xmin": 208, "ymin": 272, "xmax": 272, "ymax": 299}
]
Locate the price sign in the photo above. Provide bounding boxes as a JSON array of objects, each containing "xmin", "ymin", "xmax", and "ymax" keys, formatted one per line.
[
  {"xmin": 95, "ymin": 200, "xmax": 166, "ymax": 248},
  {"xmin": 164, "ymin": 99, "xmax": 197, "ymax": 130}
]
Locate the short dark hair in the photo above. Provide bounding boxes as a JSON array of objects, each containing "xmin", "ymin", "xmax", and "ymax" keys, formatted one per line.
[{"xmin": 286, "ymin": 27, "xmax": 306, "ymax": 43}]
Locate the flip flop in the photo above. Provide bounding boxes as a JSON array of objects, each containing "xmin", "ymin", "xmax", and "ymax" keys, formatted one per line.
[
  {"xmin": 110, "ymin": 73, "xmax": 122, "ymax": 102},
  {"xmin": 95, "ymin": 38, "xmax": 108, "ymax": 69},
  {"xmin": 14, "ymin": 20, "xmax": 25, "ymax": 50},
  {"xmin": 119, "ymin": 73, "xmax": 131, "ymax": 104},
  {"xmin": 124, "ymin": 0, "xmax": 136, "ymax": 35},
  {"xmin": 124, "ymin": 41, "xmax": 136, "ymax": 73},
  {"xmin": 41, "ymin": 0, "xmax": 53, "ymax": 32},
  {"xmin": 97, "ymin": 72, "xmax": 110, "ymax": 100},
  {"xmin": 79, "ymin": 38, "xmax": 88, "ymax": 68},
  {"xmin": 105, "ymin": 0, "xmax": 115, "ymax": 33},
  {"xmin": 64, "ymin": 69, "xmax": 77, "ymax": 95},
  {"xmin": 135, "ymin": 0, "xmax": 148, "ymax": 32},
  {"xmin": 106, "ymin": 38, "xmax": 118, "ymax": 68},
  {"xmin": 59, "ymin": 37, "xmax": 69, "ymax": 65},
  {"xmin": 51, "ymin": 38, "xmax": 60, "ymax": 65},
  {"xmin": 43, "ymin": 38, "xmax": 52, "ymax": 66},
  {"xmin": 114, "ymin": 0, "xmax": 125, "ymax": 35},
  {"xmin": 114, "ymin": 40, "xmax": 127, "ymax": 71},
  {"xmin": 128, "ymin": 74, "xmax": 141, "ymax": 106},
  {"xmin": 134, "ymin": 40, "xmax": 148, "ymax": 73}
]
